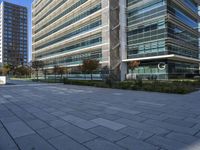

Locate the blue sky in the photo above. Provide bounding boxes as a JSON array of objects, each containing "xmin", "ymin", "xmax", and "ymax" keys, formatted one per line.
[{"xmin": 1, "ymin": 0, "xmax": 32, "ymax": 61}]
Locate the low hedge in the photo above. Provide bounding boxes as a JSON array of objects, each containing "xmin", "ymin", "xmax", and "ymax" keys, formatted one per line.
[
  {"xmin": 32, "ymin": 79, "xmax": 63, "ymax": 83},
  {"xmin": 63, "ymin": 79, "xmax": 109, "ymax": 88},
  {"xmin": 63, "ymin": 78, "xmax": 198, "ymax": 94}
]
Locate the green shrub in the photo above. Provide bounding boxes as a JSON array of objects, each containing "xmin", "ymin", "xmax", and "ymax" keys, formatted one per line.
[
  {"xmin": 63, "ymin": 78, "xmax": 109, "ymax": 88},
  {"xmin": 105, "ymin": 77, "xmax": 113, "ymax": 88},
  {"xmin": 117, "ymin": 82, "xmax": 132, "ymax": 89},
  {"xmin": 63, "ymin": 78, "xmax": 197, "ymax": 94},
  {"xmin": 32, "ymin": 79, "xmax": 63, "ymax": 83}
]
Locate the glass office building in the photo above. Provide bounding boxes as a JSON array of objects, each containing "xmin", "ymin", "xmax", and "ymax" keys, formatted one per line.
[
  {"xmin": 0, "ymin": 1, "xmax": 28, "ymax": 66},
  {"xmin": 32, "ymin": 0, "xmax": 200, "ymax": 80},
  {"xmin": 32, "ymin": 0, "xmax": 110, "ymax": 74},
  {"xmin": 124, "ymin": 0, "xmax": 200, "ymax": 79}
]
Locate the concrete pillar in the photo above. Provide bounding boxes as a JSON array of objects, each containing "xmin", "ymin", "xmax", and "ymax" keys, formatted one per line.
[
  {"xmin": 119, "ymin": 0, "xmax": 127, "ymax": 81},
  {"xmin": 101, "ymin": 0, "xmax": 110, "ymax": 67},
  {"xmin": 0, "ymin": 2, "xmax": 3, "ymax": 64},
  {"xmin": 198, "ymin": 6, "xmax": 200, "ymax": 72}
]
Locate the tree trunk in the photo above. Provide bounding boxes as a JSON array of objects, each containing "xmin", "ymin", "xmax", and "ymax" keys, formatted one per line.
[
  {"xmin": 45, "ymin": 72, "xmax": 46, "ymax": 80},
  {"xmin": 91, "ymin": 73, "xmax": 93, "ymax": 80},
  {"xmin": 37, "ymin": 70, "xmax": 39, "ymax": 81},
  {"xmin": 131, "ymin": 69, "xmax": 134, "ymax": 80}
]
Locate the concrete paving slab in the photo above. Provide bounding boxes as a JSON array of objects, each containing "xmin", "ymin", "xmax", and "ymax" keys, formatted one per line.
[
  {"xmin": 4, "ymin": 121, "xmax": 35, "ymax": 138},
  {"xmin": 36, "ymin": 127, "xmax": 62, "ymax": 140},
  {"xmin": 57, "ymin": 123, "xmax": 97, "ymax": 143},
  {"xmin": 48, "ymin": 135, "xmax": 88, "ymax": 150},
  {"xmin": 119, "ymin": 126, "xmax": 154, "ymax": 140},
  {"xmin": 1, "ymin": 80, "xmax": 200, "ymax": 150},
  {"xmin": 117, "ymin": 137, "xmax": 158, "ymax": 150},
  {"xmin": 85, "ymin": 138, "xmax": 125, "ymax": 150},
  {"xmin": 26, "ymin": 119, "xmax": 49, "ymax": 130},
  {"xmin": 15, "ymin": 134, "xmax": 56, "ymax": 150},
  {"xmin": 89, "ymin": 126, "xmax": 126, "ymax": 142},
  {"xmin": 91, "ymin": 118, "xmax": 126, "ymax": 131},
  {"xmin": 0, "ymin": 128, "xmax": 19, "ymax": 150},
  {"xmin": 61, "ymin": 115, "xmax": 98, "ymax": 129}
]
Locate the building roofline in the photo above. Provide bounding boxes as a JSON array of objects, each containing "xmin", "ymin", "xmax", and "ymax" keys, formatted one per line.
[
  {"xmin": 32, "ymin": 0, "xmax": 42, "ymax": 5},
  {"xmin": 194, "ymin": 0, "xmax": 200, "ymax": 5},
  {"xmin": 2, "ymin": 0, "xmax": 28, "ymax": 9}
]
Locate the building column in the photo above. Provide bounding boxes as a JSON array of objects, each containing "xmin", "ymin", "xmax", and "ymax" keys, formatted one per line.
[
  {"xmin": 0, "ymin": 2, "xmax": 3, "ymax": 64},
  {"xmin": 119, "ymin": 0, "xmax": 127, "ymax": 81},
  {"xmin": 198, "ymin": 5, "xmax": 200, "ymax": 73},
  {"xmin": 101, "ymin": 0, "xmax": 110, "ymax": 67}
]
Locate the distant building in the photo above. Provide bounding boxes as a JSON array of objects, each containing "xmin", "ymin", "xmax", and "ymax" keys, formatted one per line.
[
  {"xmin": 0, "ymin": 1, "xmax": 28, "ymax": 66},
  {"xmin": 32, "ymin": 0, "xmax": 200, "ymax": 80}
]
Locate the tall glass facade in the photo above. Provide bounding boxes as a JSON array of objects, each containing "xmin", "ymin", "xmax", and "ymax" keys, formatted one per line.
[
  {"xmin": 32, "ymin": 0, "xmax": 200, "ymax": 80},
  {"xmin": 0, "ymin": 1, "xmax": 28, "ymax": 66},
  {"xmin": 32, "ymin": 0, "xmax": 110, "ymax": 71},
  {"xmin": 126, "ymin": 0, "xmax": 200, "ymax": 79}
]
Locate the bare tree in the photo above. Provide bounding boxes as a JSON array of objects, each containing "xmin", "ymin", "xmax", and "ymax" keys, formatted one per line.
[
  {"xmin": 82, "ymin": 59, "xmax": 99, "ymax": 80},
  {"xmin": 128, "ymin": 61, "xmax": 140, "ymax": 80},
  {"xmin": 14, "ymin": 65, "xmax": 30, "ymax": 78},
  {"xmin": 100, "ymin": 66, "xmax": 110, "ymax": 81},
  {"xmin": 58, "ymin": 67, "xmax": 65, "ymax": 79},
  {"xmin": 43, "ymin": 69, "xmax": 48, "ymax": 80},
  {"xmin": 32, "ymin": 61, "xmax": 44, "ymax": 81},
  {"xmin": 53, "ymin": 65, "xmax": 59, "ymax": 81}
]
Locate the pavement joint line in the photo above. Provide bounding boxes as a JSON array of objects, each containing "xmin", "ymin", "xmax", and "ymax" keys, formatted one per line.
[
  {"xmin": 193, "ymin": 129, "xmax": 200, "ymax": 136},
  {"xmin": 1, "ymin": 80, "xmax": 200, "ymax": 150},
  {"xmin": 81, "ymin": 136, "xmax": 100, "ymax": 144},
  {"xmin": 2, "ymin": 98, "xmax": 64, "ymax": 150},
  {"xmin": 142, "ymin": 133, "xmax": 156, "ymax": 142},
  {"xmin": 83, "ymin": 135, "xmax": 128, "ymax": 150},
  {"xmin": 7, "ymin": 96, "xmax": 98, "ymax": 149},
  {"xmin": 112, "ymin": 135, "xmax": 129, "ymax": 143},
  {"xmin": 0, "ymin": 120, "xmax": 22, "ymax": 150}
]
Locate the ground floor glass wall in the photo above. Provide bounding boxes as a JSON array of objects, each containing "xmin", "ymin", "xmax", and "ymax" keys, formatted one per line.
[{"xmin": 127, "ymin": 59, "xmax": 199, "ymax": 80}]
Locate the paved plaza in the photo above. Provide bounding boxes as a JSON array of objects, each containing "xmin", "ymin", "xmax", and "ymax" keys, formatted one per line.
[{"xmin": 1, "ymin": 80, "xmax": 200, "ymax": 150}]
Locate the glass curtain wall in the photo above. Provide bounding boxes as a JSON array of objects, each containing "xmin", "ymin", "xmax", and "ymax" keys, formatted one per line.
[
  {"xmin": 32, "ymin": 0, "xmax": 106, "ymax": 70},
  {"xmin": 127, "ymin": 0, "xmax": 167, "ymax": 59},
  {"xmin": 126, "ymin": 0, "xmax": 199, "ymax": 79}
]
